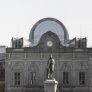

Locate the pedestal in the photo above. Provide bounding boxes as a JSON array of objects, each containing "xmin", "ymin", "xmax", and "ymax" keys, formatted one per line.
[{"xmin": 44, "ymin": 78, "xmax": 58, "ymax": 92}]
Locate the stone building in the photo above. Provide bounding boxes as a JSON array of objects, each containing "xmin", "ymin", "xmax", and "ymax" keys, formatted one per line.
[
  {"xmin": 5, "ymin": 18, "xmax": 92, "ymax": 92},
  {"xmin": 0, "ymin": 46, "xmax": 5, "ymax": 80},
  {"xmin": 0, "ymin": 46, "xmax": 6, "ymax": 92}
]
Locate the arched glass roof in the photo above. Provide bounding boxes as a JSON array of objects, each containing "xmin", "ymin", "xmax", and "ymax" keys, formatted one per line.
[{"xmin": 29, "ymin": 18, "xmax": 69, "ymax": 46}]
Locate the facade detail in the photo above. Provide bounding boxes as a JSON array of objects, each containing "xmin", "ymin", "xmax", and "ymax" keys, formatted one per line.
[
  {"xmin": 63, "ymin": 72, "xmax": 69, "ymax": 85},
  {"xmin": 79, "ymin": 72, "xmax": 85, "ymax": 85},
  {"xmin": 5, "ymin": 18, "xmax": 92, "ymax": 92},
  {"xmin": 14, "ymin": 72, "xmax": 20, "ymax": 86}
]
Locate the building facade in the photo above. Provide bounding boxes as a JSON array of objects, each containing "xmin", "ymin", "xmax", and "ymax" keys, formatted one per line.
[
  {"xmin": 5, "ymin": 18, "xmax": 92, "ymax": 92},
  {"xmin": 0, "ymin": 46, "xmax": 5, "ymax": 80},
  {"xmin": 0, "ymin": 46, "xmax": 6, "ymax": 92}
]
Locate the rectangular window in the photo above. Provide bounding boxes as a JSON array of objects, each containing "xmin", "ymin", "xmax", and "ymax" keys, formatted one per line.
[
  {"xmin": 30, "ymin": 72, "xmax": 36, "ymax": 85},
  {"xmin": 79, "ymin": 72, "xmax": 85, "ymax": 85},
  {"xmin": 63, "ymin": 72, "xmax": 69, "ymax": 84},
  {"xmin": 14, "ymin": 72, "xmax": 20, "ymax": 86}
]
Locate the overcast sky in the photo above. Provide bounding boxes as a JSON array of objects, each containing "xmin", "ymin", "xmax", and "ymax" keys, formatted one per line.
[{"xmin": 0, "ymin": 0, "xmax": 92, "ymax": 47}]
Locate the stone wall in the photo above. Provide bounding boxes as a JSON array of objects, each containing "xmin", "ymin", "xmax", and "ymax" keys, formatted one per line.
[{"xmin": 5, "ymin": 48, "xmax": 92, "ymax": 92}]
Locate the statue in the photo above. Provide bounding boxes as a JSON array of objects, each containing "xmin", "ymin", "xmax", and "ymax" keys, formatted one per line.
[{"xmin": 47, "ymin": 55, "xmax": 55, "ymax": 79}]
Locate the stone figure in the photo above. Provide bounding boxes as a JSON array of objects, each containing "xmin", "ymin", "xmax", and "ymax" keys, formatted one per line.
[{"xmin": 47, "ymin": 55, "xmax": 55, "ymax": 79}]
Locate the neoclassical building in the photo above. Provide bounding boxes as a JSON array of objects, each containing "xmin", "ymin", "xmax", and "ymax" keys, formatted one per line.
[{"xmin": 5, "ymin": 18, "xmax": 92, "ymax": 92}]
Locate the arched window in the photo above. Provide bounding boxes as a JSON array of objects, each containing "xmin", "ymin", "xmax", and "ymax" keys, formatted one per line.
[
  {"xmin": 28, "ymin": 62, "xmax": 39, "ymax": 86},
  {"xmin": 14, "ymin": 72, "xmax": 20, "ymax": 86},
  {"xmin": 63, "ymin": 72, "xmax": 69, "ymax": 84},
  {"xmin": 30, "ymin": 72, "xmax": 36, "ymax": 85},
  {"xmin": 79, "ymin": 72, "xmax": 85, "ymax": 85}
]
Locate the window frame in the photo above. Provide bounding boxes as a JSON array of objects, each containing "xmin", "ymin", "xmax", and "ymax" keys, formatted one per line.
[
  {"xmin": 79, "ymin": 72, "xmax": 85, "ymax": 85},
  {"xmin": 63, "ymin": 71, "xmax": 69, "ymax": 85},
  {"xmin": 14, "ymin": 72, "xmax": 20, "ymax": 86}
]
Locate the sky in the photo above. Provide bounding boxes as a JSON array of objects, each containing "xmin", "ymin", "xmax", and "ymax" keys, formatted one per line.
[{"xmin": 0, "ymin": 0, "xmax": 92, "ymax": 47}]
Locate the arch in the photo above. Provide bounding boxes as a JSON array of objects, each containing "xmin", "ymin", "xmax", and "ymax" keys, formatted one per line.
[
  {"xmin": 28, "ymin": 62, "xmax": 39, "ymax": 72},
  {"xmin": 60, "ymin": 62, "xmax": 72, "ymax": 71},
  {"xmin": 78, "ymin": 62, "xmax": 88, "ymax": 70},
  {"xmin": 29, "ymin": 17, "xmax": 69, "ymax": 46},
  {"xmin": 39, "ymin": 31, "xmax": 61, "ymax": 44}
]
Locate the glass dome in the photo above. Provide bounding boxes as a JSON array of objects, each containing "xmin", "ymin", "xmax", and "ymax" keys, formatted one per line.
[{"xmin": 29, "ymin": 18, "xmax": 69, "ymax": 46}]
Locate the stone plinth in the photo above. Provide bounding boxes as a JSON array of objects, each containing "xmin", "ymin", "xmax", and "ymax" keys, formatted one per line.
[{"xmin": 44, "ymin": 78, "xmax": 58, "ymax": 92}]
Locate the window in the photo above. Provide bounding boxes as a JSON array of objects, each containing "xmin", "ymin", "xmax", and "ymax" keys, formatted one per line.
[
  {"xmin": 79, "ymin": 72, "xmax": 85, "ymax": 85},
  {"xmin": 15, "ymin": 40, "xmax": 18, "ymax": 48},
  {"xmin": 14, "ymin": 72, "xmax": 20, "ymax": 86},
  {"xmin": 30, "ymin": 72, "xmax": 36, "ymax": 85},
  {"xmin": 78, "ymin": 40, "xmax": 81, "ymax": 48},
  {"xmin": 63, "ymin": 72, "xmax": 69, "ymax": 84}
]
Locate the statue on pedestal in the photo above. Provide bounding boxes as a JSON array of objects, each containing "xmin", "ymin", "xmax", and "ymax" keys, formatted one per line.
[
  {"xmin": 47, "ymin": 55, "xmax": 55, "ymax": 79},
  {"xmin": 44, "ymin": 55, "xmax": 58, "ymax": 92}
]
